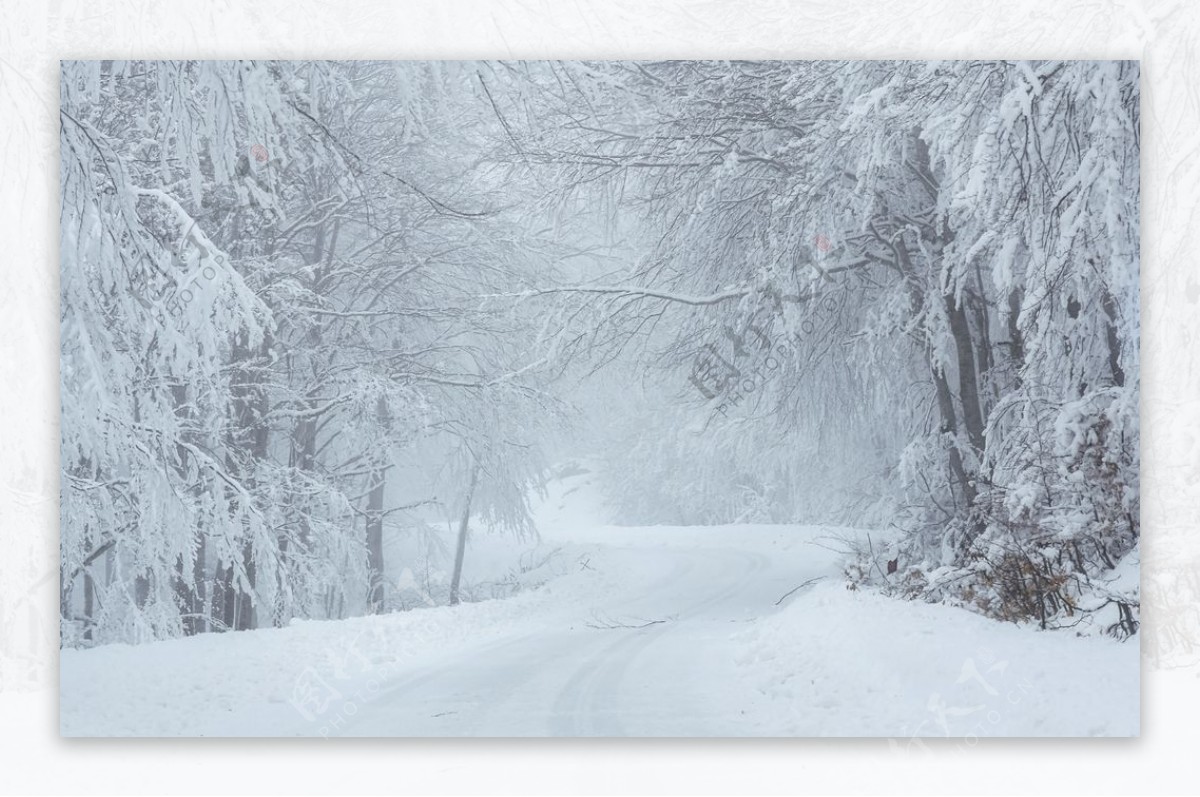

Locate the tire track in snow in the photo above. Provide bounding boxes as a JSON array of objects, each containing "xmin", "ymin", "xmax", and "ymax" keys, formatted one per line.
[
  {"xmin": 328, "ymin": 544, "xmax": 776, "ymax": 736},
  {"xmin": 548, "ymin": 547, "xmax": 771, "ymax": 736}
]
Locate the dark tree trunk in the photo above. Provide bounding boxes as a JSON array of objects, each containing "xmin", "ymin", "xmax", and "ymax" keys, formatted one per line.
[
  {"xmin": 945, "ymin": 294, "xmax": 987, "ymax": 453},
  {"xmin": 1007, "ymin": 286, "xmax": 1026, "ymax": 376},
  {"xmin": 237, "ymin": 540, "xmax": 256, "ymax": 631},
  {"xmin": 215, "ymin": 563, "xmax": 235, "ymax": 631},
  {"xmin": 365, "ymin": 396, "xmax": 391, "ymax": 613},
  {"xmin": 890, "ymin": 222, "xmax": 977, "ymax": 510},
  {"xmin": 82, "ymin": 570, "xmax": 95, "ymax": 643},
  {"xmin": 365, "ymin": 465, "xmax": 386, "ymax": 614},
  {"xmin": 932, "ymin": 360, "xmax": 976, "ymax": 508},
  {"xmin": 970, "ymin": 264, "xmax": 995, "ymax": 407},
  {"xmin": 1102, "ymin": 289, "xmax": 1126, "ymax": 388},
  {"xmin": 192, "ymin": 533, "xmax": 207, "ymax": 634},
  {"xmin": 135, "ymin": 573, "xmax": 150, "ymax": 610},
  {"xmin": 168, "ymin": 381, "xmax": 205, "ymax": 635},
  {"xmin": 219, "ymin": 329, "xmax": 272, "ymax": 632},
  {"xmin": 448, "ymin": 462, "xmax": 481, "ymax": 607}
]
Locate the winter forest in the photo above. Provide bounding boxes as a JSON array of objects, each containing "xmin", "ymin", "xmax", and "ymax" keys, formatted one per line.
[{"xmin": 59, "ymin": 60, "xmax": 1140, "ymax": 737}]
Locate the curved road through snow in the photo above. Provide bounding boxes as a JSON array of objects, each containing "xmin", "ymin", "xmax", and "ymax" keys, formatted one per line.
[{"xmin": 335, "ymin": 543, "xmax": 800, "ymax": 737}]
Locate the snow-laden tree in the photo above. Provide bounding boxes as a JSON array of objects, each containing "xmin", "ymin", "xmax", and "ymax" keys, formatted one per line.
[
  {"xmin": 61, "ymin": 61, "xmax": 565, "ymax": 645},
  {"xmin": 494, "ymin": 60, "xmax": 1139, "ymax": 636},
  {"xmin": 60, "ymin": 61, "xmax": 293, "ymax": 643},
  {"xmin": 819, "ymin": 61, "xmax": 1139, "ymax": 635}
]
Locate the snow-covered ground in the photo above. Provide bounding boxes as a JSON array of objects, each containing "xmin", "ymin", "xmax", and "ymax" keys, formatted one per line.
[{"xmin": 59, "ymin": 468, "xmax": 1138, "ymax": 737}]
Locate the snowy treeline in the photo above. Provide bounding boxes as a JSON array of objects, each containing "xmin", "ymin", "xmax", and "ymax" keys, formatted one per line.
[{"xmin": 60, "ymin": 60, "xmax": 1138, "ymax": 646}]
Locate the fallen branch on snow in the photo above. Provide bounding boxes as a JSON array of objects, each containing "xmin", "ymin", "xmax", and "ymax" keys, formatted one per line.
[
  {"xmin": 775, "ymin": 576, "xmax": 826, "ymax": 606},
  {"xmin": 585, "ymin": 611, "xmax": 671, "ymax": 630}
]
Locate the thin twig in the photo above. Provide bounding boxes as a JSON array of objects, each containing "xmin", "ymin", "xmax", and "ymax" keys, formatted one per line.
[
  {"xmin": 775, "ymin": 576, "xmax": 825, "ymax": 606},
  {"xmin": 585, "ymin": 611, "xmax": 670, "ymax": 630}
]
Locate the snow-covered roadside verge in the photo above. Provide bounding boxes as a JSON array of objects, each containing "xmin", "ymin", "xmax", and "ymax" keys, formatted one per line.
[
  {"xmin": 736, "ymin": 580, "xmax": 1140, "ymax": 737},
  {"xmin": 60, "ymin": 542, "xmax": 613, "ymax": 736}
]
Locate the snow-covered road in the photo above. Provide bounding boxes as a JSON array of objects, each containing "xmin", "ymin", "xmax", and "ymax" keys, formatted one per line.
[
  {"xmin": 337, "ymin": 544, "xmax": 787, "ymax": 736},
  {"xmin": 60, "ymin": 472, "xmax": 1139, "ymax": 737}
]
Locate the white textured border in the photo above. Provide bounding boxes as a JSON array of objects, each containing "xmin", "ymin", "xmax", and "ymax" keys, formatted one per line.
[{"xmin": 1, "ymin": 1, "xmax": 1196, "ymax": 793}]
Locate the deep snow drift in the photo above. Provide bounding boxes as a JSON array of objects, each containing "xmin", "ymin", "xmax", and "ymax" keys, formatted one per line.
[{"xmin": 59, "ymin": 469, "xmax": 1138, "ymax": 737}]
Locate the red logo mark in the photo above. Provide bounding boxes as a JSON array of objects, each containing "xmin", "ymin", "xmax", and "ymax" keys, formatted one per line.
[
  {"xmin": 814, "ymin": 234, "xmax": 832, "ymax": 252},
  {"xmin": 251, "ymin": 144, "xmax": 269, "ymax": 163}
]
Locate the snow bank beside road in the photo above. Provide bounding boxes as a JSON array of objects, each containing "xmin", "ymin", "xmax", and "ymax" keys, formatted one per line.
[
  {"xmin": 737, "ymin": 580, "xmax": 1140, "ymax": 738},
  {"xmin": 60, "ymin": 542, "xmax": 605, "ymax": 737}
]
